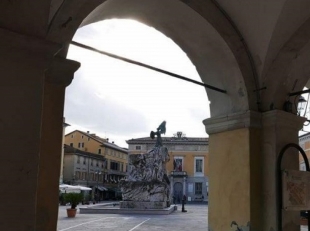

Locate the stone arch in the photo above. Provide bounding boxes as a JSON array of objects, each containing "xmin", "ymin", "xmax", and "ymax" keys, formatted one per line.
[{"xmin": 47, "ymin": 0, "xmax": 258, "ymax": 117}]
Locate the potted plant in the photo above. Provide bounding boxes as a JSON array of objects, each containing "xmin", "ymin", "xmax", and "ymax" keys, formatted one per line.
[{"xmin": 64, "ymin": 192, "xmax": 83, "ymax": 218}]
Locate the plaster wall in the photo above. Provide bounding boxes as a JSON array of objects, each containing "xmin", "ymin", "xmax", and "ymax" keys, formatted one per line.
[{"xmin": 208, "ymin": 128, "xmax": 262, "ymax": 231}]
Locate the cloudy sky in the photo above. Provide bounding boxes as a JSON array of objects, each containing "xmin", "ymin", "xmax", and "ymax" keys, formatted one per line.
[{"xmin": 64, "ymin": 19, "xmax": 210, "ymax": 148}]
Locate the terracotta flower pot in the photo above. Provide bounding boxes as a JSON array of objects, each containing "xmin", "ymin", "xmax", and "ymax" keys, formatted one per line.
[{"xmin": 66, "ymin": 208, "xmax": 77, "ymax": 218}]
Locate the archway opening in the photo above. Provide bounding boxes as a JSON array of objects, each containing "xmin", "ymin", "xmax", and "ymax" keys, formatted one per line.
[
  {"xmin": 59, "ymin": 18, "xmax": 211, "ymax": 230},
  {"xmin": 65, "ymin": 19, "xmax": 210, "ymax": 145}
]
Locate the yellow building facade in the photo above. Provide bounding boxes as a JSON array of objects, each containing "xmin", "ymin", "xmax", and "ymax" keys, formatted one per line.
[
  {"xmin": 299, "ymin": 132, "xmax": 310, "ymax": 170},
  {"xmin": 64, "ymin": 130, "xmax": 128, "ymax": 199},
  {"xmin": 127, "ymin": 132, "xmax": 209, "ymax": 202}
]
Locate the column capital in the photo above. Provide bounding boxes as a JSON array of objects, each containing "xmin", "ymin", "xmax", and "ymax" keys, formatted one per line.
[
  {"xmin": 45, "ymin": 57, "xmax": 80, "ymax": 86},
  {"xmin": 262, "ymin": 110, "xmax": 306, "ymax": 131},
  {"xmin": 203, "ymin": 110, "xmax": 261, "ymax": 135}
]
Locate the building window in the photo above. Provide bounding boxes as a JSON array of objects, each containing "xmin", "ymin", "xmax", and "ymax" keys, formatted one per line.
[
  {"xmin": 81, "ymin": 142, "xmax": 84, "ymax": 148},
  {"xmin": 71, "ymin": 134, "xmax": 74, "ymax": 138},
  {"xmin": 98, "ymin": 149, "xmax": 101, "ymax": 154},
  {"xmin": 78, "ymin": 143, "xmax": 81, "ymax": 148},
  {"xmin": 77, "ymin": 156, "xmax": 80, "ymax": 164},
  {"xmin": 82, "ymin": 172, "xmax": 86, "ymax": 180},
  {"xmin": 70, "ymin": 143, "xmax": 73, "ymax": 147},
  {"xmin": 194, "ymin": 157, "xmax": 204, "ymax": 175},
  {"xmin": 110, "ymin": 161, "xmax": 119, "ymax": 170},
  {"xmin": 96, "ymin": 160, "xmax": 99, "ymax": 167},
  {"xmin": 91, "ymin": 159, "xmax": 93, "ymax": 166},
  {"xmin": 173, "ymin": 157, "xmax": 183, "ymax": 171},
  {"xmin": 83, "ymin": 157, "xmax": 86, "ymax": 165},
  {"xmin": 75, "ymin": 171, "xmax": 80, "ymax": 180},
  {"xmin": 135, "ymin": 145, "xmax": 141, "ymax": 150},
  {"xmin": 195, "ymin": 182, "xmax": 202, "ymax": 195}
]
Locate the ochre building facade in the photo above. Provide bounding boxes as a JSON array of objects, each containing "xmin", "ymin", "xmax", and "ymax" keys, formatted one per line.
[{"xmin": 64, "ymin": 130, "xmax": 128, "ymax": 199}]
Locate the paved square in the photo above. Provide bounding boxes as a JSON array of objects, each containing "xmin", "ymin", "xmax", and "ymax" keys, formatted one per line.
[{"xmin": 57, "ymin": 203, "xmax": 208, "ymax": 231}]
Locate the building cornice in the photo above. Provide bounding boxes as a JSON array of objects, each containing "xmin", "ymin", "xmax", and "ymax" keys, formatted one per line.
[
  {"xmin": 65, "ymin": 130, "xmax": 127, "ymax": 151},
  {"xmin": 127, "ymin": 137, "xmax": 208, "ymax": 145},
  {"xmin": 100, "ymin": 143, "xmax": 128, "ymax": 153}
]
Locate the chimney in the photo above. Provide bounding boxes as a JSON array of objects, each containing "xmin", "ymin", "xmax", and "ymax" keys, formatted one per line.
[
  {"xmin": 112, "ymin": 141, "xmax": 114, "ymax": 144},
  {"xmin": 107, "ymin": 138, "xmax": 109, "ymax": 142},
  {"xmin": 87, "ymin": 131, "xmax": 89, "ymax": 133}
]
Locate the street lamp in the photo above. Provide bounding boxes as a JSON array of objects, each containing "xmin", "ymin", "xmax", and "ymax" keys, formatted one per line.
[
  {"xmin": 297, "ymin": 95, "xmax": 307, "ymax": 116},
  {"xmin": 95, "ymin": 171, "xmax": 102, "ymax": 202}
]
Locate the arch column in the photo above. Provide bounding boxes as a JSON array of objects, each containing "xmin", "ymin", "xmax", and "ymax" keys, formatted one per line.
[
  {"xmin": 0, "ymin": 27, "xmax": 80, "ymax": 230},
  {"xmin": 203, "ymin": 110, "xmax": 304, "ymax": 231},
  {"xmin": 37, "ymin": 57, "xmax": 80, "ymax": 230},
  {"xmin": 261, "ymin": 110, "xmax": 305, "ymax": 231}
]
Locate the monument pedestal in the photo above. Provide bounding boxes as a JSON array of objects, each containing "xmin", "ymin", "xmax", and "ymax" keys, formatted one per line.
[{"xmin": 119, "ymin": 201, "xmax": 169, "ymax": 209}]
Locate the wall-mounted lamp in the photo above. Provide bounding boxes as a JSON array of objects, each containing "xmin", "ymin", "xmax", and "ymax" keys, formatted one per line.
[
  {"xmin": 283, "ymin": 89, "xmax": 309, "ymax": 116},
  {"xmin": 297, "ymin": 96, "xmax": 307, "ymax": 115}
]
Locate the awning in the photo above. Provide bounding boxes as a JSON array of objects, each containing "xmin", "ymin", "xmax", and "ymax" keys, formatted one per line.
[
  {"xmin": 59, "ymin": 184, "xmax": 91, "ymax": 192},
  {"xmin": 75, "ymin": 185, "xmax": 92, "ymax": 191},
  {"xmin": 96, "ymin": 186, "xmax": 108, "ymax": 191}
]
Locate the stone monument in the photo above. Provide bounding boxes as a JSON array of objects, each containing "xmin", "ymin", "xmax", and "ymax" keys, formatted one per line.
[{"xmin": 119, "ymin": 121, "xmax": 171, "ymax": 209}]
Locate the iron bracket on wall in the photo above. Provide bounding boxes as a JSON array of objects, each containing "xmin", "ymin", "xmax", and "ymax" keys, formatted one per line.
[{"xmin": 70, "ymin": 41, "xmax": 227, "ymax": 94}]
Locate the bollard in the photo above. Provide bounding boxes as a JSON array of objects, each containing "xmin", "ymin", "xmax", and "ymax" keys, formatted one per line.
[{"xmin": 181, "ymin": 199, "xmax": 187, "ymax": 212}]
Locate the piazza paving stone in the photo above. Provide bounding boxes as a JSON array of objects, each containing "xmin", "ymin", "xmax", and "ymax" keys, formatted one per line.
[{"xmin": 57, "ymin": 202, "xmax": 208, "ymax": 231}]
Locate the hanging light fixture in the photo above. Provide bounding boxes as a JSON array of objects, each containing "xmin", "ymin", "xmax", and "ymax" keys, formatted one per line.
[
  {"xmin": 297, "ymin": 96, "xmax": 307, "ymax": 116},
  {"xmin": 284, "ymin": 88, "xmax": 309, "ymax": 115}
]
